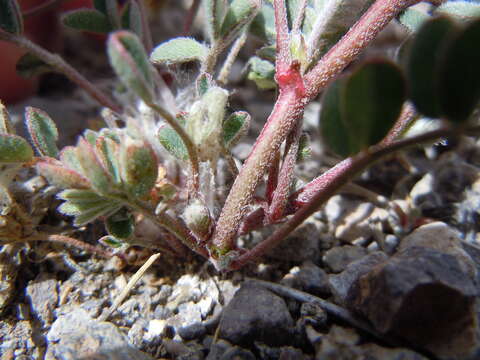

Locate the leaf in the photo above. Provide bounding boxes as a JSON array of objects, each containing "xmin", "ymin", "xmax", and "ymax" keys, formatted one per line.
[
  {"xmin": 83, "ymin": 129, "xmax": 99, "ymax": 146},
  {"xmin": 62, "ymin": 9, "xmax": 112, "ymax": 33},
  {"xmin": 398, "ymin": 7, "xmax": 430, "ymax": 32},
  {"xmin": 119, "ymin": 141, "xmax": 158, "ymax": 198},
  {"xmin": 59, "ymin": 197, "xmax": 122, "ymax": 226},
  {"xmin": 435, "ymin": 1, "xmax": 480, "ymax": 22},
  {"xmin": 247, "ymin": 57, "xmax": 276, "ymax": 90},
  {"xmin": 319, "ymin": 81, "xmax": 351, "ymax": 158},
  {"xmin": 25, "ymin": 107, "xmax": 59, "ymax": 158},
  {"xmin": 250, "ymin": 2, "xmax": 275, "ymax": 42},
  {"xmin": 296, "ymin": 133, "xmax": 311, "ymax": 162},
  {"xmin": 158, "ymin": 125, "xmax": 189, "ymax": 160},
  {"xmin": 0, "ymin": 101, "xmax": 14, "ymax": 135},
  {"xmin": 0, "ymin": 0, "xmax": 23, "ymax": 34},
  {"xmin": 121, "ymin": 0, "xmax": 142, "ymax": 37},
  {"xmin": 438, "ymin": 18, "xmax": 480, "ymax": 122},
  {"xmin": 320, "ymin": 60, "xmax": 406, "ymax": 157},
  {"xmin": 0, "ymin": 134, "xmax": 33, "ymax": 163},
  {"xmin": 256, "ymin": 45, "xmax": 276, "ymax": 62},
  {"xmin": 108, "ymin": 30, "xmax": 154, "ymax": 103},
  {"xmin": 196, "ymin": 73, "xmax": 213, "ymax": 97},
  {"xmin": 96, "ymin": 136, "xmax": 121, "ymax": 185},
  {"xmin": 222, "ymin": 111, "xmax": 250, "ymax": 148},
  {"xmin": 204, "ymin": 0, "xmax": 227, "ymax": 40},
  {"xmin": 16, "ymin": 53, "xmax": 54, "ymax": 78},
  {"xmin": 57, "ymin": 189, "xmax": 106, "ymax": 202},
  {"xmin": 93, "ymin": 0, "xmax": 108, "ymax": 15},
  {"xmin": 36, "ymin": 158, "xmax": 90, "ymax": 189},
  {"xmin": 75, "ymin": 137, "xmax": 113, "ymax": 195},
  {"xmin": 341, "ymin": 60, "xmax": 406, "ymax": 151},
  {"xmin": 407, "ymin": 16, "xmax": 458, "ymax": 118},
  {"xmin": 220, "ymin": 0, "xmax": 261, "ymax": 47},
  {"xmin": 59, "ymin": 146, "xmax": 84, "ymax": 174},
  {"xmin": 150, "ymin": 37, "xmax": 208, "ymax": 65},
  {"xmin": 98, "ymin": 235, "xmax": 124, "ymax": 248},
  {"xmin": 105, "ymin": 208, "xmax": 134, "ymax": 239}
]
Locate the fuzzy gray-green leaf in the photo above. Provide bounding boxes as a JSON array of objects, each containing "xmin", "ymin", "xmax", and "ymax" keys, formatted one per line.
[
  {"xmin": 0, "ymin": 101, "xmax": 14, "ymax": 135},
  {"xmin": 220, "ymin": 0, "xmax": 260, "ymax": 46},
  {"xmin": 435, "ymin": 1, "xmax": 480, "ymax": 22},
  {"xmin": 398, "ymin": 8, "xmax": 430, "ymax": 32},
  {"xmin": 25, "ymin": 107, "xmax": 59, "ymax": 158},
  {"xmin": 247, "ymin": 57, "xmax": 276, "ymax": 90},
  {"xmin": 158, "ymin": 125, "xmax": 189, "ymax": 160},
  {"xmin": 222, "ymin": 111, "xmax": 250, "ymax": 148},
  {"xmin": 0, "ymin": 134, "xmax": 33, "ymax": 163},
  {"xmin": 150, "ymin": 37, "xmax": 208, "ymax": 65},
  {"xmin": 96, "ymin": 136, "xmax": 121, "ymax": 185},
  {"xmin": 120, "ymin": 141, "xmax": 158, "ymax": 198},
  {"xmin": 62, "ymin": 9, "xmax": 112, "ymax": 33},
  {"xmin": 0, "ymin": 0, "xmax": 23, "ymax": 34},
  {"xmin": 108, "ymin": 30, "xmax": 154, "ymax": 103},
  {"xmin": 37, "ymin": 158, "xmax": 90, "ymax": 189}
]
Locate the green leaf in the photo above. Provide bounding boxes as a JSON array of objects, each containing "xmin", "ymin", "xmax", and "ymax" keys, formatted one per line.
[
  {"xmin": 0, "ymin": 0, "xmax": 23, "ymax": 34},
  {"xmin": 0, "ymin": 134, "xmax": 33, "ymax": 163},
  {"xmin": 62, "ymin": 9, "xmax": 112, "ymax": 33},
  {"xmin": 25, "ymin": 107, "xmax": 59, "ymax": 158},
  {"xmin": 59, "ymin": 197, "xmax": 122, "ymax": 226},
  {"xmin": 250, "ymin": 3, "xmax": 275, "ymax": 42},
  {"xmin": 76, "ymin": 137, "xmax": 113, "ymax": 195},
  {"xmin": 398, "ymin": 8, "xmax": 431, "ymax": 32},
  {"xmin": 220, "ymin": 0, "xmax": 261, "ymax": 46},
  {"xmin": 222, "ymin": 111, "xmax": 250, "ymax": 148},
  {"xmin": 93, "ymin": 0, "xmax": 108, "ymax": 15},
  {"xmin": 57, "ymin": 189, "xmax": 106, "ymax": 202},
  {"xmin": 341, "ymin": 60, "xmax": 406, "ymax": 151},
  {"xmin": 297, "ymin": 133, "xmax": 311, "ymax": 162},
  {"xmin": 121, "ymin": 0, "xmax": 143, "ymax": 37},
  {"xmin": 96, "ymin": 136, "xmax": 121, "ymax": 185},
  {"xmin": 196, "ymin": 73, "xmax": 213, "ymax": 97},
  {"xmin": 105, "ymin": 208, "xmax": 134, "ymax": 240},
  {"xmin": 247, "ymin": 57, "xmax": 276, "ymax": 90},
  {"xmin": 98, "ymin": 235, "xmax": 124, "ymax": 248},
  {"xmin": 438, "ymin": 18, "xmax": 480, "ymax": 122},
  {"xmin": 59, "ymin": 146, "xmax": 84, "ymax": 174},
  {"xmin": 36, "ymin": 158, "xmax": 90, "ymax": 189},
  {"xmin": 435, "ymin": 1, "xmax": 480, "ymax": 22},
  {"xmin": 204, "ymin": 0, "xmax": 227, "ymax": 40},
  {"xmin": 108, "ymin": 30, "xmax": 154, "ymax": 103},
  {"xmin": 150, "ymin": 37, "xmax": 208, "ymax": 65},
  {"xmin": 16, "ymin": 53, "xmax": 54, "ymax": 79},
  {"xmin": 119, "ymin": 141, "xmax": 158, "ymax": 198},
  {"xmin": 407, "ymin": 17, "xmax": 458, "ymax": 118},
  {"xmin": 256, "ymin": 45, "xmax": 276, "ymax": 62},
  {"xmin": 158, "ymin": 125, "xmax": 189, "ymax": 160},
  {"xmin": 0, "ymin": 101, "xmax": 14, "ymax": 135},
  {"xmin": 320, "ymin": 81, "xmax": 351, "ymax": 158},
  {"xmin": 320, "ymin": 60, "xmax": 406, "ymax": 157}
]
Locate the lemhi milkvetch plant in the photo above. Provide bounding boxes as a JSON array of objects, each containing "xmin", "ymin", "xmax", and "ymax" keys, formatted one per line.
[{"xmin": 0, "ymin": 0, "xmax": 480, "ymax": 271}]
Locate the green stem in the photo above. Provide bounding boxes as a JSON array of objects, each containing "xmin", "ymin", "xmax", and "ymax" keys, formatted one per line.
[{"xmin": 0, "ymin": 31, "xmax": 122, "ymax": 113}]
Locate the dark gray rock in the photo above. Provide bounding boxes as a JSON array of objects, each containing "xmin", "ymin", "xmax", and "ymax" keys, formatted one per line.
[
  {"xmin": 329, "ymin": 252, "xmax": 387, "ymax": 304},
  {"xmin": 205, "ymin": 339, "xmax": 233, "ymax": 360},
  {"xmin": 25, "ymin": 274, "xmax": 58, "ymax": 328},
  {"xmin": 218, "ymin": 283, "xmax": 294, "ymax": 347},
  {"xmin": 268, "ymin": 222, "xmax": 320, "ymax": 262},
  {"xmin": 347, "ymin": 246, "xmax": 479, "ymax": 360},
  {"xmin": 178, "ymin": 323, "xmax": 207, "ymax": 341},
  {"xmin": 358, "ymin": 343, "xmax": 428, "ymax": 360},
  {"xmin": 281, "ymin": 261, "xmax": 330, "ymax": 297},
  {"xmin": 322, "ymin": 245, "xmax": 368, "ymax": 273},
  {"xmin": 45, "ymin": 308, "xmax": 152, "ymax": 360}
]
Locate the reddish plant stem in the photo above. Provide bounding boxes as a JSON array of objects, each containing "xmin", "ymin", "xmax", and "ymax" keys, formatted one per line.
[
  {"xmin": 136, "ymin": 0, "xmax": 153, "ymax": 53},
  {"xmin": 0, "ymin": 31, "xmax": 122, "ymax": 113},
  {"xmin": 22, "ymin": 0, "xmax": 66, "ymax": 18},
  {"xmin": 304, "ymin": 0, "xmax": 419, "ymax": 100},
  {"xmin": 266, "ymin": 150, "xmax": 281, "ymax": 204},
  {"xmin": 183, "ymin": 0, "xmax": 201, "ymax": 36},
  {"xmin": 210, "ymin": 0, "xmax": 417, "ymax": 256},
  {"xmin": 381, "ymin": 102, "xmax": 416, "ymax": 145},
  {"xmin": 228, "ymin": 124, "xmax": 474, "ymax": 270},
  {"xmin": 267, "ymin": 118, "xmax": 302, "ymax": 223}
]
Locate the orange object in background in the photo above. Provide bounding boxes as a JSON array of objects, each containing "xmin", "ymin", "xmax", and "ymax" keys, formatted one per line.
[{"xmin": 0, "ymin": 0, "xmax": 95, "ymax": 104}]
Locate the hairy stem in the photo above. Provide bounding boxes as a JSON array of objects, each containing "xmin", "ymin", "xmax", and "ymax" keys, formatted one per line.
[
  {"xmin": 147, "ymin": 102, "xmax": 200, "ymax": 192},
  {"xmin": 304, "ymin": 0, "xmax": 419, "ymax": 99},
  {"xmin": 218, "ymin": 31, "xmax": 247, "ymax": 85},
  {"xmin": 136, "ymin": 0, "xmax": 153, "ymax": 53},
  {"xmin": 0, "ymin": 31, "xmax": 122, "ymax": 113},
  {"xmin": 229, "ymin": 124, "xmax": 476, "ymax": 270}
]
